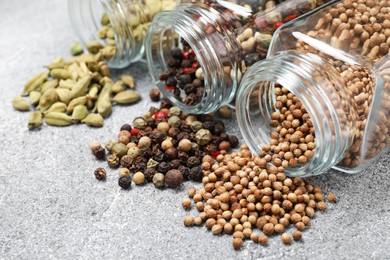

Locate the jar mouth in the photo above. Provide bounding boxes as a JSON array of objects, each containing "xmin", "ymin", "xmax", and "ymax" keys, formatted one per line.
[
  {"xmin": 67, "ymin": 0, "xmax": 139, "ymax": 68},
  {"xmin": 145, "ymin": 5, "xmax": 235, "ymax": 114},
  {"xmin": 236, "ymin": 52, "xmax": 352, "ymax": 177}
]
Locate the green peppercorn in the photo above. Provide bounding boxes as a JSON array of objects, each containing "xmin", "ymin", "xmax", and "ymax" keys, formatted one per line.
[
  {"xmin": 168, "ymin": 106, "xmax": 181, "ymax": 116},
  {"xmin": 153, "ymin": 173, "xmax": 165, "ymax": 188},
  {"xmin": 195, "ymin": 129, "xmax": 212, "ymax": 145},
  {"xmin": 107, "ymin": 154, "xmax": 120, "ymax": 168},
  {"xmin": 111, "ymin": 143, "xmax": 129, "ymax": 159},
  {"xmin": 191, "ymin": 121, "xmax": 203, "ymax": 132},
  {"xmin": 105, "ymin": 140, "xmax": 117, "ymax": 152},
  {"xmin": 147, "ymin": 158, "xmax": 159, "ymax": 168},
  {"xmin": 133, "ymin": 117, "xmax": 147, "ymax": 129},
  {"xmin": 168, "ymin": 115, "xmax": 181, "ymax": 127}
]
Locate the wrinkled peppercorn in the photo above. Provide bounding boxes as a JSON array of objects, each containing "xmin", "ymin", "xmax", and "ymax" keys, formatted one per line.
[
  {"xmin": 139, "ymin": 147, "xmax": 152, "ymax": 158},
  {"xmin": 168, "ymin": 127, "xmax": 180, "ymax": 138},
  {"xmin": 92, "ymin": 145, "xmax": 106, "ymax": 160},
  {"xmin": 120, "ymin": 155, "xmax": 134, "ymax": 169},
  {"xmin": 107, "ymin": 154, "xmax": 120, "ymax": 168},
  {"xmin": 187, "ymin": 156, "xmax": 200, "ymax": 167},
  {"xmin": 133, "ymin": 156, "xmax": 147, "ymax": 172},
  {"xmin": 188, "ymin": 166, "xmax": 203, "ymax": 182},
  {"xmin": 178, "ymin": 165, "xmax": 190, "ymax": 180},
  {"xmin": 177, "ymin": 132, "xmax": 189, "ymax": 141},
  {"xmin": 94, "ymin": 167, "xmax": 106, "ymax": 180},
  {"xmin": 118, "ymin": 176, "xmax": 132, "ymax": 189},
  {"xmin": 229, "ymin": 136, "xmax": 239, "ymax": 148},
  {"xmin": 170, "ymin": 48, "xmax": 183, "ymax": 60},
  {"xmin": 170, "ymin": 159, "xmax": 182, "ymax": 169},
  {"xmin": 149, "ymin": 88, "xmax": 161, "ymax": 102},
  {"xmin": 178, "ymin": 151, "xmax": 189, "ymax": 163},
  {"xmin": 144, "ymin": 167, "xmax": 157, "ymax": 182},
  {"xmin": 150, "ymin": 130, "xmax": 164, "ymax": 143},
  {"xmin": 147, "ymin": 118, "xmax": 157, "ymax": 128},
  {"xmin": 158, "ymin": 161, "xmax": 170, "ymax": 174}
]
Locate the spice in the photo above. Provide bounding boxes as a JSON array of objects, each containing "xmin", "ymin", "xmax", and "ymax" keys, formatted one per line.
[
  {"xmin": 187, "ymin": 186, "xmax": 196, "ymax": 198},
  {"xmin": 183, "ymin": 216, "xmax": 193, "ymax": 227},
  {"xmin": 94, "ymin": 167, "xmax": 106, "ymax": 180},
  {"xmin": 258, "ymin": 235, "xmax": 268, "ymax": 246},
  {"xmin": 118, "ymin": 176, "xmax": 132, "ymax": 190},
  {"xmin": 182, "ymin": 198, "xmax": 192, "ymax": 210},
  {"xmin": 292, "ymin": 230, "xmax": 302, "ymax": 241},
  {"xmin": 281, "ymin": 233, "xmax": 291, "ymax": 245},
  {"xmin": 165, "ymin": 169, "xmax": 183, "ymax": 188},
  {"xmin": 118, "ymin": 167, "xmax": 130, "ymax": 177},
  {"xmin": 90, "ymin": 142, "xmax": 106, "ymax": 160},
  {"xmin": 327, "ymin": 193, "xmax": 337, "ymax": 203},
  {"xmin": 233, "ymin": 238, "xmax": 243, "ymax": 250},
  {"xmin": 152, "ymin": 173, "xmax": 165, "ymax": 188},
  {"xmin": 149, "ymin": 88, "xmax": 161, "ymax": 102},
  {"xmin": 133, "ymin": 172, "xmax": 145, "ymax": 185}
]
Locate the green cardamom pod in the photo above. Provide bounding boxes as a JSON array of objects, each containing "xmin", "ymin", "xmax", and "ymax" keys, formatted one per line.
[
  {"xmin": 112, "ymin": 81, "xmax": 126, "ymax": 94},
  {"xmin": 50, "ymin": 69, "xmax": 72, "ymax": 80},
  {"xmin": 121, "ymin": 75, "xmax": 135, "ymax": 89},
  {"xmin": 46, "ymin": 102, "xmax": 67, "ymax": 114},
  {"xmin": 55, "ymin": 88, "xmax": 72, "ymax": 104},
  {"xmin": 88, "ymin": 84, "xmax": 100, "ymax": 101},
  {"xmin": 112, "ymin": 90, "xmax": 141, "ymax": 104},
  {"xmin": 86, "ymin": 61, "xmax": 99, "ymax": 72},
  {"xmin": 97, "ymin": 26, "xmax": 109, "ymax": 39},
  {"xmin": 70, "ymin": 41, "xmax": 84, "ymax": 56},
  {"xmin": 101, "ymin": 46, "xmax": 115, "ymax": 59},
  {"xmin": 58, "ymin": 79, "xmax": 76, "ymax": 90},
  {"xmin": 86, "ymin": 40, "xmax": 104, "ymax": 54},
  {"xmin": 38, "ymin": 89, "xmax": 59, "ymax": 112},
  {"xmin": 40, "ymin": 79, "xmax": 58, "ymax": 94},
  {"xmin": 79, "ymin": 62, "xmax": 91, "ymax": 76},
  {"xmin": 45, "ymin": 112, "xmax": 73, "ymax": 126},
  {"xmin": 70, "ymin": 75, "xmax": 91, "ymax": 99},
  {"xmin": 97, "ymin": 99, "xmax": 112, "ymax": 118},
  {"xmin": 99, "ymin": 76, "xmax": 114, "ymax": 86},
  {"xmin": 107, "ymin": 27, "xmax": 115, "ymax": 39},
  {"xmin": 67, "ymin": 95, "xmax": 89, "ymax": 113},
  {"xmin": 72, "ymin": 105, "xmax": 89, "ymax": 121},
  {"xmin": 29, "ymin": 91, "xmax": 41, "ymax": 106},
  {"xmin": 98, "ymin": 61, "xmax": 109, "ymax": 77},
  {"xmin": 67, "ymin": 63, "xmax": 80, "ymax": 81},
  {"xmin": 101, "ymin": 13, "xmax": 110, "ymax": 26},
  {"xmin": 82, "ymin": 113, "xmax": 104, "ymax": 127},
  {"xmin": 45, "ymin": 57, "xmax": 65, "ymax": 70},
  {"xmin": 93, "ymin": 83, "xmax": 111, "ymax": 113},
  {"xmin": 12, "ymin": 96, "xmax": 30, "ymax": 111},
  {"xmin": 67, "ymin": 53, "xmax": 95, "ymax": 64},
  {"xmin": 28, "ymin": 111, "xmax": 42, "ymax": 130},
  {"xmin": 22, "ymin": 72, "xmax": 48, "ymax": 96}
]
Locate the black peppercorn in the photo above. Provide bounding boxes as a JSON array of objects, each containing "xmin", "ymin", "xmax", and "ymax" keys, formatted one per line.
[
  {"xmin": 188, "ymin": 132, "xmax": 196, "ymax": 142},
  {"xmin": 130, "ymin": 135, "xmax": 139, "ymax": 143},
  {"xmin": 178, "ymin": 74, "xmax": 192, "ymax": 85},
  {"xmin": 166, "ymin": 76, "xmax": 178, "ymax": 86},
  {"xmin": 144, "ymin": 167, "xmax": 157, "ymax": 182},
  {"xmin": 188, "ymin": 166, "xmax": 203, "ymax": 182},
  {"xmin": 120, "ymin": 155, "xmax": 134, "ymax": 169},
  {"xmin": 157, "ymin": 161, "xmax": 170, "ymax": 174},
  {"xmin": 153, "ymin": 150, "xmax": 164, "ymax": 162},
  {"xmin": 139, "ymin": 147, "xmax": 152, "ymax": 158},
  {"xmin": 220, "ymin": 132, "xmax": 229, "ymax": 141},
  {"xmin": 180, "ymin": 123, "xmax": 192, "ymax": 133},
  {"xmin": 195, "ymin": 88, "xmax": 204, "ymax": 102},
  {"xmin": 168, "ymin": 127, "xmax": 180, "ymax": 138},
  {"xmin": 229, "ymin": 135, "xmax": 239, "ymax": 148},
  {"xmin": 213, "ymin": 120, "xmax": 225, "ymax": 135},
  {"xmin": 118, "ymin": 176, "xmax": 132, "ymax": 189},
  {"xmin": 92, "ymin": 145, "xmax": 106, "ymax": 160},
  {"xmin": 202, "ymin": 121, "xmax": 214, "ymax": 132},
  {"xmin": 193, "ymin": 79, "xmax": 202, "ymax": 88},
  {"xmin": 170, "ymin": 48, "xmax": 183, "ymax": 60},
  {"xmin": 206, "ymin": 144, "xmax": 218, "ymax": 153},
  {"xmin": 187, "ymin": 156, "xmax": 201, "ymax": 167},
  {"xmin": 178, "ymin": 151, "xmax": 189, "ymax": 163},
  {"xmin": 167, "ymin": 58, "xmax": 181, "ymax": 68},
  {"xmin": 164, "ymin": 147, "xmax": 178, "ymax": 160},
  {"xmin": 147, "ymin": 118, "xmax": 157, "ymax": 128},
  {"xmin": 159, "ymin": 72, "xmax": 170, "ymax": 81},
  {"xmin": 165, "ymin": 169, "xmax": 183, "ymax": 188},
  {"xmin": 181, "ymin": 59, "xmax": 191, "ymax": 68},
  {"xmin": 150, "ymin": 130, "xmax": 164, "ymax": 143},
  {"xmin": 160, "ymin": 99, "xmax": 172, "ymax": 109},
  {"xmin": 199, "ymin": 114, "xmax": 213, "ymax": 122},
  {"xmin": 120, "ymin": 124, "xmax": 132, "ymax": 132},
  {"xmin": 177, "ymin": 132, "xmax": 189, "ymax": 141},
  {"xmin": 133, "ymin": 156, "xmax": 147, "ymax": 172},
  {"xmin": 178, "ymin": 165, "xmax": 190, "ymax": 180},
  {"xmin": 149, "ymin": 106, "xmax": 159, "ymax": 115},
  {"xmin": 169, "ymin": 159, "xmax": 182, "ymax": 169},
  {"xmin": 149, "ymin": 88, "xmax": 161, "ymax": 102},
  {"xmin": 94, "ymin": 167, "xmax": 106, "ymax": 180}
]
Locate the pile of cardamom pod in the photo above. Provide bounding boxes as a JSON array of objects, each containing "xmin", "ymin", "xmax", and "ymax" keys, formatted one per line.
[{"xmin": 12, "ymin": 51, "xmax": 141, "ymax": 129}]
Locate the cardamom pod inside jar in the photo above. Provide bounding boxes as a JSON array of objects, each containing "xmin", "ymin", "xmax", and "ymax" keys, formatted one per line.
[
  {"xmin": 236, "ymin": 0, "xmax": 390, "ymax": 177},
  {"xmin": 145, "ymin": 0, "xmax": 332, "ymax": 113},
  {"xmin": 68, "ymin": 0, "xmax": 176, "ymax": 68}
]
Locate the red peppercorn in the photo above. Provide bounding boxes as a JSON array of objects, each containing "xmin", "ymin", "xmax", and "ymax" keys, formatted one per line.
[
  {"xmin": 184, "ymin": 67, "xmax": 190, "ymax": 74},
  {"xmin": 182, "ymin": 51, "xmax": 190, "ymax": 59},
  {"xmin": 131, "ymin": 128, "xmax": 140, "ymax": 135},
  {"xmin": 154, "ymin": 111, "xmax": 168, "ymax": 119},
  {"xmin": 211, "ymin": 151, "xmax": 221, "ymax": 158},
  {"xmin": 191, "ymin": 62, "xmax": 198, "ymax": 68},
  {"xmin": 273, "ymin": 22, "xmax": 284, "ymax": 30},
  {"xmin": 165, "ymin": 84, "xmax": 175, "ymax": 91},
  {"xmin": 286, "ymin": 15, "xmax": 297, "ymax": 21}
]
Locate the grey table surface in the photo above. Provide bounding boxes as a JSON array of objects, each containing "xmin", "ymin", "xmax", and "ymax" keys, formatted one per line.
[{"xmin": 1, "ymin": 1, "xmax": 390, "ymax": 259}]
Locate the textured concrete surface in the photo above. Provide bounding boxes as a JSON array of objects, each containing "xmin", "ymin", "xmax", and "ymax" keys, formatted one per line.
[{"xmin": 0, "ymin": 1, "xmax": 390, "ymax": 259}]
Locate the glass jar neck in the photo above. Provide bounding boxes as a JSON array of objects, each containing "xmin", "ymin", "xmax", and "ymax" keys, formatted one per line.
[
  {"xmin": 68, "ymin": 0, "xmax": 143, "ymax": 68},
  {"xmin": 236, "ymin": 51, "xmax": 359, "ymax": 177},
  {"xmin": 145, "ymin": 4, "xmax": 240, "ymax": 114}
]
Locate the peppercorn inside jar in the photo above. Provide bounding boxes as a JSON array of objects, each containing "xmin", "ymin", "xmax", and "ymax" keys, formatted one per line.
[
  {"xmin": 145, "ymin": 0, "xmax": 332, "ymax": 113},
  {"xmin": 68, "ymin": 0, "xmax": 176, "ymax": 68},
  {"xmin": 236, "ymin": 0, "xmax": 390, "ymax": 177}
]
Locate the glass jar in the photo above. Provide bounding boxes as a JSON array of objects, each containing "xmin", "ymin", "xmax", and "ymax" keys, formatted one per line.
[
  {"xmin": 236, "ymin": 0, "xmax": 390, "ymax": 176},
  {"xmin": 68, "ymin": 0, "xmax": 176, "ymax": 68},
  {"xmin": 145, "ymin": 0, "xmax": 331, "ymax": 113}
]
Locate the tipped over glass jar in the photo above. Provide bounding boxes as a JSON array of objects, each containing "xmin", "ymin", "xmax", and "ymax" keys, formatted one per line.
[
  {"xmin": 236, "ymin": 0, "xmax": 390, "ymax": 176},
  {"xmin": 68, "ymin": 0, "xmax": 176, "ymax": 68},
  {"xmin": 145, "ymin": 0, "xmax": 332, "ymax": 113}
]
